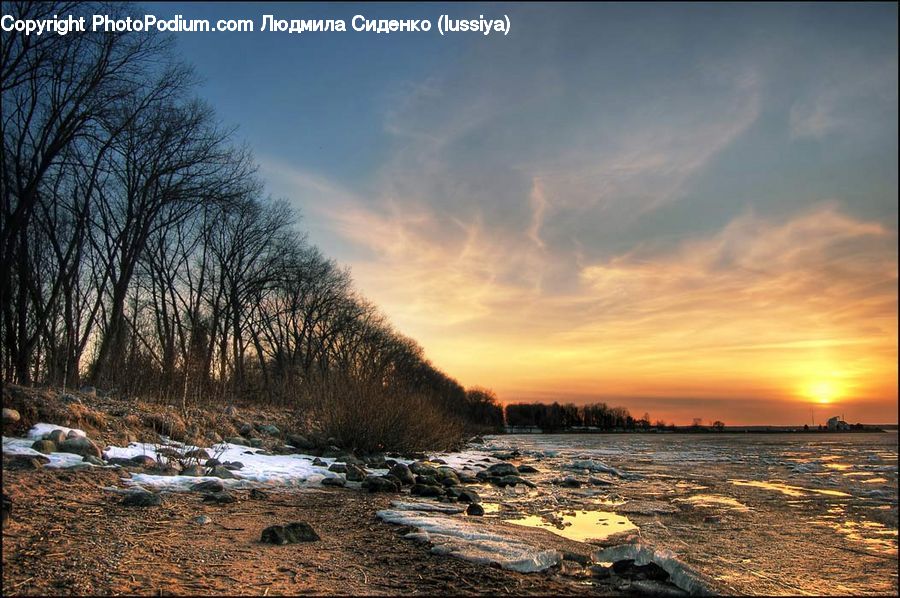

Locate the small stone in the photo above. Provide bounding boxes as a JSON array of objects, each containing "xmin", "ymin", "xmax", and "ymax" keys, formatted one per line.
[
  {"xmin": 31, "ymin": 439, "xmax": 57, "ymax": 454},
  {"xmin": 260, "ymin": 522, "xmax": 320, "ymax": 544},
  {"xmin": 249, "ymin": 489, "xmax": 268, "ymax": 500},
  {"xmin": 517, "ymin": 465, "xmax": 540, "ymax": 474},
  {"xmin": 321, "ymin": 476, "xmax": 346, "ymax": 488},
  {"xmin": 466, "ymin": 503, "xmax": 485, "ymax": 516},
  {"xmin": 121, "ymin": 491, "xmax": 162, "ymax": 507},
  {"xmin": 193, "ymin": 515, "xmax": 212, "ymax": 525},
  {"xmin": 410, "ymin": 484, "xmax": 444, "ymax": 498}
]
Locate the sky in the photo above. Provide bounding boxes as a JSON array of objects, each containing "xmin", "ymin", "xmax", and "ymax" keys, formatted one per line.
[{"xmin": 149, "ymin": 2, "xmax": 897, "ymax": 425}]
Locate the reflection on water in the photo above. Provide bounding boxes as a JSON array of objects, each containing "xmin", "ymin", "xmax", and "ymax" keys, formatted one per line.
[
  {"xmin": 675, "ymin": 494, "xmax": 751, "ymax": 512},
  {"xmin": 731, "ymin": 479, "xmax": 852, "ymax": 498},
  {"xmin": 505, "ymin": 510, "xmax": 637, "ymax": 542}
]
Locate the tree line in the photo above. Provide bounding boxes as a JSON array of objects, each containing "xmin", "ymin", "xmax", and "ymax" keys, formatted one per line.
[{"xmin": 1, "ymin": 1, "xmax": 503, "ymax": 451}]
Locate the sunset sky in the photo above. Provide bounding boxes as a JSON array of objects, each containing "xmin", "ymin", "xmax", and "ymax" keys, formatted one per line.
[{"xmin": 160, "ymin": 2, "xmax": 897, "ymax": 424}]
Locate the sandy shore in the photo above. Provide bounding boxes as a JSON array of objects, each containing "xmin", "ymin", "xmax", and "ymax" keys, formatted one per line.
[{"xmin": 2, "ymin": 464, "xmax": 605, "ymax": 596}]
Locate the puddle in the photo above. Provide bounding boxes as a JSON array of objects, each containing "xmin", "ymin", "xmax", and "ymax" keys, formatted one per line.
[
  {"xmin": 730, "ymin": 480, "xmax": 852, "ymax": 498},
  {"xmin": 505, "ymin": 510, "xmax": 637, "ymax": 543},
  {"xmin": 674, "ymin": 494, "xmax": 751, "ymax": 512}
]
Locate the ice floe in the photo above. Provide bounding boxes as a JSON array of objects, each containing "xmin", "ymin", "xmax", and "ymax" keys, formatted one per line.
[
  {"xmin": 378, "ymin": 501, "xmax": 562, "ymax": 573},
  {"xmin": 593, "ymin": 543, "xmax": 712, "ymax": 595}
]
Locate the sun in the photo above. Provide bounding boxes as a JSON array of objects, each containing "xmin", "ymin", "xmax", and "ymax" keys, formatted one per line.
[{"xmin": 805, "ymin": 380, "xmax": 841, "ymax": 405}]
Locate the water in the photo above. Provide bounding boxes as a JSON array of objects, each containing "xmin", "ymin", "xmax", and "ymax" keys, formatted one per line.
[{"xmin": 459, "ymin": 432, "xmax": 898, "ymax": 595}]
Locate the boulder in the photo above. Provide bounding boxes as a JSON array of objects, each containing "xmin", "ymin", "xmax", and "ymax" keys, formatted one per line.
[
  {"xmin": 287, "ymin": 434, "xmax": 314, "ymax": 450},
  {"xmin": 225, "ymin": 436, "xmax": 249, "ymax": 446},
  {"xmin": 202, "ymin": 491, "xmax": 236, "ymax": 505},
  {"xmin": 409, "ymin": 462, "xmax": 438, "ymax": 477},
  {"xmin": 486, "ymin": 463, "xmax": 518, "ymax": 476},
  {"xmin": 345, "ymin": 464, "xmax": 368, "ymax": 482},
  {"xmin": 328, "ymin": 463, "xmax": 347, "ymax": 474},
  {"xmin": 31, "ymin": 439, "xmax": 57, "ymax": 454},
  {"xmin": 257, "ymin": 424, "xmax": 280, "ymax": 436},
  {"xmin": 210, "ymin": 466, "xmax": 238, "ymax": 479},
  {"xmin": 457, "ymin": 489, "xmax": 481, "ymax": 504},
  {"xmin": 517, "ymin": 465, "xmax": 540, "ymax": 474},
  {"xmin": 321, "ymin": 476, "xmax": 346, "ymax": 488},
  {"xmin": 312, "ymin": 457, "xmax": 327, "ymax": 467},
  {"xmin": 121, "ymin": 491, "xmax": 162, "ymax": 507},
  {"xmin": 44, "ymin": 429, "xmax": 67, "ymax": 444},
  {"xmin": 58, "ymin": 436, "xmax": 102, "ymax": 459},
  {"xmin": 250, "ymin": 489, "xmax": 268, "ymax": 500},
  {"xmin": 249, "ymin": 438, "xmax": 264, "ymax": 448},
  {"xmin": 2, "ymin": 408, "xmax": 20, "ymax": 424},
  {"xmin": 362, "ymin": 475, "xmax": 400, "ymax": 493},
  {"xmin": 190, "ymin": 480, "xmax": 225, "ymax": 493},
  {"xmin": 389, "ymin": 464, "xmax": 416, "ymax": 485},
  {"xmin": 180, "ymin": 465, "xmax": 206, "ymax": 477},
  {"xmin": 129, "ymin": 455, "xmax": 157, "ymax": 468},
  {"xmin": 261, "ymin": 522, "xmax": 320, "ymax": 544},
  {"xmin": 466, "ymin": 503, "xmax": 485, "ymax": 516},
  {"xmin": 410, "ymin": 484, "xmax": 445, "ymax": 498}
]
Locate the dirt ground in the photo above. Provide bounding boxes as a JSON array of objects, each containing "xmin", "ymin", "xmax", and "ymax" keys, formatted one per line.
[{"xmin": 2, "ymin": 465, "xmax": 608, "ymax": 596}]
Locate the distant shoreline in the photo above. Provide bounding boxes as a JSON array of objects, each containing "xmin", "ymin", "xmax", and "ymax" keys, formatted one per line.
[{"xmin": 502, "ymin": 426, "xmax": 894, "ymax": 435}]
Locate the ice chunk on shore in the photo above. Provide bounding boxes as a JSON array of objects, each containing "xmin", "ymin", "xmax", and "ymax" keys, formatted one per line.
[
  {"xmin": 567, "ymin": 459, "xmax": 627, "ymax": 477},
  {"xmin": 592, "ymin": 543, "xmax": 712, "ymax": 596},
  {"xmin": 27, "ymin": 423, "xmax": 86, "ymax": 439},
  {"xmin": 378, "ymin": 508, "xmax": 561, "ymax": 572}
]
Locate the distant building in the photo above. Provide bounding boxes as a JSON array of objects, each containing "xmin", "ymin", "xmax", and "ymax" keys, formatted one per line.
[{"xmin": 826, "ymin": 416, "xmax": 850, "ymax": 431}]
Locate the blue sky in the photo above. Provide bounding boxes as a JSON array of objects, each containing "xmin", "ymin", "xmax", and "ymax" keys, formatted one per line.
[{"xmin": 146, "ymin": 2, "xmax": 898, "ymax": 423}]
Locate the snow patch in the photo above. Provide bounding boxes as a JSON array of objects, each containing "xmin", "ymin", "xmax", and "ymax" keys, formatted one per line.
[
  {"xmin": 27, "ymin": 423, "xmax": 86, "ymax": 439},
  {"xmin": 2, "ymin": 436, "xmax": 92, "ymax": 468}
]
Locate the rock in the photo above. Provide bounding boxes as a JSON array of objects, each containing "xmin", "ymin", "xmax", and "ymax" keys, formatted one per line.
[
  {"xmin": 31, "ymin": 439, "xmax": 57, "ymax": 454},
  {"xmin": 193, "ymin": 515, "xmax": 212, "ymax": 525},
  {"xmin": 494, "ymin": 475, "xmax": 536, "ymax": 488},
  {"xmin": 441, "ymin": 477, "xmax": 459, "ymax": 487},
  {"xmin": 466, "ymin": 503, "xmax": 485, "ymax": 516},
  {"xmin": 79, "ymin": 385, "xmax": 97, "ymax": 397},
  {"xmin": 4, "ymin": 454, "xmax": 48, "ymax": 469},
  {"xmin": 611, "ymin": 559, "xmax": 670, "ymax": 582},
  {"xmin": 389, "ymin": 464, "xmax": 416, "ymax": 485},
  {"xmin": 415, "ymin": 474, "xmax": 438, "ymax": 486},
  {"xmin": 210, "ymin": 466, "xmax": 237, "ymax": 479},
  {"xmin": 202, "ymin": 491, "xmax": 236, "ymax": 504},
  {"xmin": 486, "ymin": 463, "xmax": 518, "ymax": 476},
  {"xmin": 457, "ymin": 489, "xmax": 481, "ymax": 504},
  {"xmin": 362, "ymin": 476, "xmax": 400, "ymax": 493},
  {"xmin": 249, "ymin": 438, "xmax": 264, "ymax": 448},
  {"xmin": 328, "ymin": 463, "xmax": 347, "ymax": 474},
  {"xmin": 590, "ymin": 564, "xmax": 612, "ymax": 579},
  {"xmin": 2, "ymin": 408, "xmax": 21, "ymax": 424},
  {"xmin": 82, "ymin": 455, "xmax": 105, "ymax": 466},
  {"xmin": 226, "ymin": 436, "xmax": 249, "ymax": 446},
  {"xmin": 312, "ymin": 457, "xmax": 327, "ymax": 467},
  {"xmin": 321, "ymin": 445, "xmax": 343, "ymax": 459},
  {"xmin": 436, "ymin": 466, "xmax": 460, "ymax": 483},
  {"xmin": 459, "ymin": 474, "xmax": 479, "ymax": 484},
  {"xmin": 121, "ymin": 491, "xmax": 162, "ymax": 507},
  {"xmin": 224, "ymin": 405, "xmax": 239, "ymax": 417},
  {"xmin": 66, "ymin": 430, "xmax": 81, "ymax": 439},
  {"xmin": 517, "ymin": 465, "xmax": 540, "ymax": 474},
  {"xmin": 58, "ymin": 436, "xmax": 102, "ymax": 459},
  {"xmin": 239, "ymin": 423, "xmax": 255, "ymax": 437},
  {"xmin": 261, "ymin": 522, "xmax": 320, "ymax": 544},
  {"xmin": 409, "ymin": 462, "xmax": 438, "ymax": 477},
  {"xmin": 470, "ymin": 435, "xmax": 485, "ymax": 444},
  {"xmin": 588, "ymin": 476, "xmax": 614, "ymax": 486},
  {"xmin": 287, "ymin": 434, "xmax": 314, "ymax": 450},
  {"xmin": 223, "ymin": 461, "xmax": 244, "ymax": 471},
  {"xmin": 321, "ymin": 476, "xmax": 346, "ymax": 488},
  {"xmin": 191, "ymin": 480, "xmax": 225, "ymax": 493},
  {"xmin": 431, "ymin": 458, "xmax": 447, "ymax": 465},
  {"xmin": 205, "ymin": 458, "xmax": 221, "ymax": 467},
  {"xmin": 184, "ymin": 449, "xmax": 210, "ymax": 460},
  {"xmin": 44, "ymin": 429, "xmax": 67, "ymax": 444},
  {"xmin": 59, "ymin": 393, "xmax": 82, "ymax": 404},
  {"xmin": 107, "ymin": 457, "xmax": 136, "ymax": 467},
  {"xmin": 250, "ymin": 489, "xmax": 268, "ymax": 500},
  {"xmin": 345, "ymin": 464, "xmax": 368, "ymax": 482},
  {"xmin": 129, "ymin": 455, "xmax": 157, "ymax": 468},
  {"xmin": 410, "ymin": 484, "xmax": 445, "ymax": 498},
  {"xmin": 257, "ymin": 424, "xmax": 280, "ymax": 436},
  {"xmin": 181, "ymin": 465, "xmax": 206, "ymax": 477}
]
